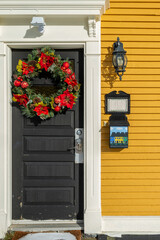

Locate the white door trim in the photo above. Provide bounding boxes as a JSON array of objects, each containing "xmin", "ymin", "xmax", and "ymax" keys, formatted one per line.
[{"xmin": 0, "ymin": 40, "xmax": 102, "ymax": 237}]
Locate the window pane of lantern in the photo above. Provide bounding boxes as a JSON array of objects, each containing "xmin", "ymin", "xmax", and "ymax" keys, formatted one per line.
[
  {"xmin": 117, "ymin": 55, "xmax": 124, "ymax": 67},
  {"xmin": 112, "ymin": 55, "xmax": 117, "ymax": 66},
  {"xmin": 107, "ymin": 98, "xmax": 128, "ymax": 112},
  {"xmin": 124, "ymin": 55, "xmax": 128, "ymax": 67}
]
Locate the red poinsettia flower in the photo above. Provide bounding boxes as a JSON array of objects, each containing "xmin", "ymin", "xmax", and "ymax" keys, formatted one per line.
[
  {"xmin": 60, "ymin": 90, "xmax": 75, "ymax": 109},
  {"xmin": 21, "ymin": 81, "xmax": 29, "ymax": 89},
  {"xmin": 64, "ymin": 76, "xmax": 77, "ymax": 87},
  {"xmin": 54, "ymin": 96, "xmax": 61, "ymax": 104},
  {"xmin": 17, "ymin": 76, "xmax": 23, "ymax": 82},
  {"xmin": 71, "ymin": 73, "xmax": 76, "ymax": 80},
  {"xmin": 33, "ymin": 105, "xmax": 49, "ymax": 116},
  {"xmin": 54, "ymin": 106, "xmax": 61, "ymax": 112},
  {"xmin": 66, "ymin": 68, "xmax": 72, "ymax": 75},
  {"xmin": 22, "ymin": 62, "xmax": 34, "ymax": 75},
  {"xmin": 13, "ymin": 94, "xmax": 29, "ymax": 107},
  {"xmin": 39, "ymin": 52, "xmax": 55, "ymax": 71}
]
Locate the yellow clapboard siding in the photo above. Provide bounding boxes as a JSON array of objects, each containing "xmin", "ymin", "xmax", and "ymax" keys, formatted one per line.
[
  {"xmin": 101, "ymin": 153, "xmax": 160, "ymax": 160},
  {"xmin": 101, "ymin": 76, "xmax": 160, "ymax": 82},
  {"xmin": 102, "ymin": 62, "xmax": 160, "ymax": 68},
  {"xmin": 101, "ymin": 185, "xmax": 160, "ymax": 192},
  {"xmin": 101, "ymin": 88, "xmax": 160, "ymax": 94},
  {"xmin": 101, "ymin": 0, "xmax": 160, "ymax": 216},
  {"xmin": 101, "ymin": 81, "xmax": 160, "ymax": 88},
  {"xmin": 102, "ymin": 140, "xmax": 160, "ymax": 146},
  {"xmin": 101, "ymin": 146, "xmax": 160, "ymax": 153},
  {"xmin": 102, "ymin": 212, "xmax": 160, "ymax": 216},
  {"xmin": 101, "ymin": 48, "xmax": 160, "ymax": 55},
  {"xmin": 101, "ymin": 160, "xmax": 160, "ymax": 166},
  {"xmin": 108, "ymin": 3, "xmax": 160, "ymax": 9},
  {"xmin": 102, "ymin": 192, "xmax": 160, "ymax": 199},
  {"xmin": 102, "ymin": 210, "xmax": 159, "ymax": 216},
  {"xmin": 102, "ymin": 55, "xmax": 160, "ymax": 62},
  {"xmin": 110, "ymin": 0, "xmax": 160, "ymax": 2},
  {"xmin": 101, "ymin": 15, "xmax": 160, "ymax": 22},
  {"xmin": 102, "ymin": 180, "xmax": 160, "ymax": 186},
  {"xmin": 102, "ymin": 199, "xmax": 160, "ymax": 205},
  {"xmin": 101, "ymin": 166, "xmax": 160, "ymax": 173},
  {"xmin": 102, "ymin": 35, "xmax": 160, "ymax": 42},
  {"xmin": 101, "ymin": 28, "xmax": 160, "ymax": 35},
  {"xmin": 102, "ymin": 22, "xmax": 160, "ymax": 29},
  {"xmin": 101, "ymin": 41, "xmax": 160, "ymax": 48},
  {"xmin": 102, "ymin": 206, "xmax": 160, "ymax": 212},
  {"xmin": 101, "ymin": 172, "xmax": 160, "ymax": 179},
  {"xmin": 102, "ymin": 69, "xmax": 160, "ymax": 74},
  {"xmin": 103, "ymin": 9, "xmax": 160, "ymax": 15}
]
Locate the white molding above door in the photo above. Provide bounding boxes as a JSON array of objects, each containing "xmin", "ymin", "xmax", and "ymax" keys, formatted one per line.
[{"xmin": 0, "ymin": 0, "xmax": 109, "ymax": 16}]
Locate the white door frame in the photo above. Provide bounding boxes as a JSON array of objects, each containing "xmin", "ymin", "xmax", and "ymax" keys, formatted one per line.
[
  {"xmin": 0, "ymin": 1, "xmax": 109, "ymax": 237},
  {"xmin": 0, "ymin": 40, "xmax": 101, "ymax": 237}
]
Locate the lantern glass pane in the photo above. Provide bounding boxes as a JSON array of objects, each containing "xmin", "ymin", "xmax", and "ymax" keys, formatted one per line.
[
  {"xmin": 112, "ymin": 54, "xmax": 117, "ymax": 67},
  {"xmin": 124, "ymin": 55, "xmax": 128, "ymax": 67},
  {"xmin": 117, "ymin": 55, "xmax": 124, "ymax": 67},
  {"xmin": 107, "ymin": 98, "xmax": 128, "ymax": 112}
]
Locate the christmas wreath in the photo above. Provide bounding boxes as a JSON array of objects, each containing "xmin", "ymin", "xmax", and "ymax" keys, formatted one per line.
[{"xmin": 11, "ymin": 47, "xmax": 80, "ymax": 120}]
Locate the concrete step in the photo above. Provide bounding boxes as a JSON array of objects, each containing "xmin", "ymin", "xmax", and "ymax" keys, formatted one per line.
[{"xmin": 9, "ymin": 222, "xmax": 83, "ymax": 232}]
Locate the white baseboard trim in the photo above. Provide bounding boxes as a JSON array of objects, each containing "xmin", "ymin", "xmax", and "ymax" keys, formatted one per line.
[
  {"xmin": 0, "ymin": 210, "xmax": 7, "ymax": 239},
  {"xmin": 102, "ymin": 216, "xmax": 160, "ymax": 237}
]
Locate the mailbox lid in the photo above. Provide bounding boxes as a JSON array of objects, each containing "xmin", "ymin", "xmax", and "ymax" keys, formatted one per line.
[{"xmin": 109, "ymin": 114, "xmax": 130, "ymax": 126}]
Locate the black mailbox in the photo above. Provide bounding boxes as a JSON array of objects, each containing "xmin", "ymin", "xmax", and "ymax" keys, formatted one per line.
[{"xmin": 105, "ymin": 91, "xmax": 130, "ymax": 148}]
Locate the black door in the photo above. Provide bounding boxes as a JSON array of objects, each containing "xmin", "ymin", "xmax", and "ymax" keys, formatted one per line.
[{"xmin": 12, "ymin": 49, "xmax": 84, "ymax": 220}]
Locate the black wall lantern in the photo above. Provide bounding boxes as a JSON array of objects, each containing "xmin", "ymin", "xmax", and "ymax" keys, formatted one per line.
[
  {"xmin": 112, "ymin": 37, "xmax": 128, "ymax": 81},
  {"xmin": 105, "ymin": 91, "xmax": 130, "ymax": 148}
]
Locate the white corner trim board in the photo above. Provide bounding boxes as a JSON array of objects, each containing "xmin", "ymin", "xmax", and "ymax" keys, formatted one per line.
[{"xmin": 0, "ymin": 0, "xmax": 109, "ymax": 16}]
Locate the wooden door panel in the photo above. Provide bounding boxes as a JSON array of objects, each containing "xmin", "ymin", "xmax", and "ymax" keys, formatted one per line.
[
  {"xmin": 24, "ymin": 188, "xmax": 74, "ymax": 204},
  {"xmin": 24, "ymin": 162, "xmax": 74, "ymax": 179},
  {"xmin": 24, "ymin": 111, "xmax": 75, "ymax": 129},
  {"xmin": 12, "ymin": 49, "xmax": 84, "ymax": 220},
  {"xmin": 24, "ymin": 136, "xmax": 75, "ymax": 152}
]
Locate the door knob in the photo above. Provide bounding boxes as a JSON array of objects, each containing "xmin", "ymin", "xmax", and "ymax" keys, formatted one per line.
[{"xmin": 68, "ymin": 138, "xmax": 83, "ymax": 153}]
